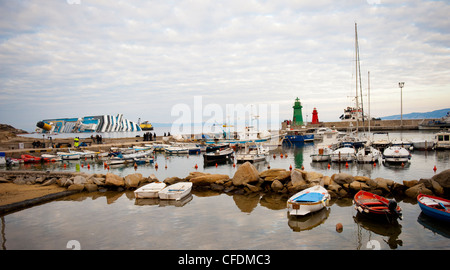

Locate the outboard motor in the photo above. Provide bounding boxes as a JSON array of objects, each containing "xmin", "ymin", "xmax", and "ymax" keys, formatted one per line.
[{"xmin": 388, "ymin": 199, "xmax": 402, "ymax": 220}]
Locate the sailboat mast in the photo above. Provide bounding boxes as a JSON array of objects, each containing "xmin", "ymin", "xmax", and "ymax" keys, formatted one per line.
[
  {"xmin": 355, "ymin": 23, "xmax": 360, "ymax": 133},
  {"xmin": 355, "ymin": 23, "xmax": 360, "ymax": 114},
  {"xmin": 368, "ymin": 71, "xmax": 371, "ymax": 133}
]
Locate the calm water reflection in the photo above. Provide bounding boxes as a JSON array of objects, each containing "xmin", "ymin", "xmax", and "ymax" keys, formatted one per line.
[
  {"xmin": 1, "ymin": 189, "xmax": 449, "ymax": 250},
  {"xmin": 1, "ymin": 131, "xmax": 449, "ymax": 250}
]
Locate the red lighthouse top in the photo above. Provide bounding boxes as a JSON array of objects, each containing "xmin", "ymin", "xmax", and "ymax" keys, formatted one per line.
[{"xmin": 311, "ymin": 108, "xmax": 319, "ymax": 124}]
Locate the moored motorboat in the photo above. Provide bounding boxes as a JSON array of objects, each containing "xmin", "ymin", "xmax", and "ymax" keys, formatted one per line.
[
  {"xmin": 57, "ymin": 152, "xmax": 81, "ymax": 160},
  {"xmin": 287, "ymin": 185, "xmax": 330, "ymax": 216},
  {"xmin": 203, "ymin": 147, "xmax": 234, "ymax": 164},
  {"xmin": 411, "ymin": 138, "xmax": 434, "ymax": 150},
  {"xmin": 41, "ymin": 154, "xmax": 62, "ymax": 162},
  {"xmin": 158, "ymin": 182, "xmax": 193, "ymax": 201},
  {"xmin": 353, "ymin": 190, "xmax": 402, "ymax": 222},
  {"xmin": 310, "ymin": 145, "xmax": 333, "ymax": 162},
  {"xmin": 356, "ymin": 145, "xmax": 381, "ymax": 163},
  {"xmin": 382, "ymin": 146, "xmax": 411, "ymax": 164},
  {"xmin": 236, "ymin": 143, "xmax": 268, "ymax": 163},
  {"xmin": 417, "ymin": 194, "xmax": 450, "ymax": 223},
  {"xmin": 134, "ymin": 182, "xmax": 167, "ymax": 199},
  {"xmin": 330, "ymin": 147, "xmax": 355, "ymax": 163},
  {"xmin": 165, "ymin": 145, "xmax": 189, "ymax": 154}
]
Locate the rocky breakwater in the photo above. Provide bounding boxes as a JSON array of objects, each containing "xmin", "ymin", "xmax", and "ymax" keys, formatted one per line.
[
  {"xmin": 1, "ymin": 162, "xmax": 449, "ymax": 202},
  {"xmin": 178, "ymin": 162, "xmax": 450, "ymax": 200}
]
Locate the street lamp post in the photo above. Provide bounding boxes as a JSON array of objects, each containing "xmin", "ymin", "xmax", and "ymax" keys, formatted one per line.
[{"xmin": 398, "ymin": 82, "xmax": 405, "ymax": 128}]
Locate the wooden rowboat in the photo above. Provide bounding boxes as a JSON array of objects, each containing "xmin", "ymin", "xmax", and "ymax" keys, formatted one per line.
[
  {"xmin": 287, "ymin": 186, "xmax": 330, "ymax": 216},
  {"xmin": 134, "ymin": 182, "xmax": 167, "ymax": 199},
  {"xmin": 353, "ymin": 190, "xmax": 402, "ymax": 222},
  {"xmin": 158, "ymin": 182, "xmax": 193, "ymax": 201},
  {"xmin": 417, "ymin": 194, "xmax": 450, "ymax": 223}
]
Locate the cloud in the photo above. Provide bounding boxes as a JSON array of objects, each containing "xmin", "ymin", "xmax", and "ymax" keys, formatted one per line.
[{"xmin": 0, "ymin": 0, "xmax": 449, "ymax": 131}]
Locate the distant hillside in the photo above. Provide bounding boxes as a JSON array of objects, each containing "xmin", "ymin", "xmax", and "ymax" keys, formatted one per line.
[{"xmin": 380, "ymin": 108, "xmax": 450, "ymax": 120}]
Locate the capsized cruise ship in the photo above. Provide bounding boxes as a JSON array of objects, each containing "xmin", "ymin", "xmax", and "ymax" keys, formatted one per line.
[{"xmin": 36, "ymin": 114, "xmax": 142, "ymax": 133}]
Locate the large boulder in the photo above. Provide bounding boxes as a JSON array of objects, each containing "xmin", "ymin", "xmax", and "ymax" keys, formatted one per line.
[
  {"xmin": 259, "ymin": 169, "xmax": 291, "ymax": 182},
  {"xmin": 68, "ymin": 184, "xmax": 84, "ymax": 192},
  {"xmin": 163, "ymin": 176, "xmax": 184, "ymax": 185},
  {"xmin": 271, "ymin": 180, "xmax": 284, "ymax": 192},
  {"xmin": 349, "ymin": 181, "xmax": 370, "ymax": 191},
  {"xmin": 105, "ymin": 173, "xmax": 124, "ymax": 187},
  {"xmin": 73, "ymin": 175, "xmax": 87, "ymax": 185},
  {"xmin": 232, "ymin": 162, "xmax": 260, "ymax": 186},
  {"xmin": 185, "ymin": 171, "xmax": 210, "ymax": 181},
  {"xmin": 304, "ymin": 171, "xmax": 323, "ymax": 183},
  {"xmin": 124, "ymin": 173, "xmax": 143, "ymax": 188},
  {"xmin": 431, "ymin": 179, "xmax": 445, "ymax": 196},
  {"xmin": 403, "ymin": 180, "xmax": 419, "ymax": 188},
  {"xmin": 431, "ymin": 169, "xmax": 450, "ymax": 188},
  {"xmin": 190, "ymin": 174, "xmax": 230, "ymax": 186},
  {"xmin": 332, "ymin": 173, "xmax": 355, "ymax": 185},
  {"xmin": 367, "ymin": 178, "xmax": 394, "ymax": 192},
  {"xmin": 405, "ymin": 183, "xmax": 433, "ymax": 198},
  {"xmin": 290, "ymin": 169, "xmax": 307, "ymax": 187}
]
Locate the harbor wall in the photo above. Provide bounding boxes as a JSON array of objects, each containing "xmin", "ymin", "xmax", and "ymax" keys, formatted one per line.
[{"xmin": 307, "ymin": 119, "xmax": 428, "ymax": 131}]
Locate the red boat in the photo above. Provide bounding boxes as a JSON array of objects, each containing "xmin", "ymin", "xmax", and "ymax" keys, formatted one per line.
[
  {"xmin": 353, "ymin": 190, "xmax": 402, "ymax": 222},
  {"xmin": 21, "ymin": 154, "xmax": 42, "ymax": 163}
]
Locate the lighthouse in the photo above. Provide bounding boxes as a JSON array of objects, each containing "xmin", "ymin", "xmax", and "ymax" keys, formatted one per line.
[
  {"xmin": 311, "ymin": 107, "xmax": 319, "ymax": 124},
  {"xmin": 292, "ymin": 97, "xmax": 304, "ymax": 126}
]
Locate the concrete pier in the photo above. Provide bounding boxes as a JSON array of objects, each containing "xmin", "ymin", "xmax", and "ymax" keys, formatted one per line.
[{"xmin": 306, "ymin": 119, "xmax": 427, "ymax": 131}]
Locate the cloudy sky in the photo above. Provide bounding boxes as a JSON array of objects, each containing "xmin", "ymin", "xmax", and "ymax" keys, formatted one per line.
[{"xmin": 1, "ymin": 0, "xmax": 449, "ymax": 132}]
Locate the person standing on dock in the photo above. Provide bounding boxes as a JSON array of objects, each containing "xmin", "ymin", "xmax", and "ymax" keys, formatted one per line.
[{"xmin": 74, "ymin": 137, "xmax": 80, "ymax": 148}]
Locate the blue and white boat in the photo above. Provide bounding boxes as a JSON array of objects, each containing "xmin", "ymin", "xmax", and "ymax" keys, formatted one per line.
[
  {"xmin": 283, "ymin": 129, "xmax": 314, "ymax": 143},
  {"xmin": 417, "ymin": 194, "xmax": 450, "ymax": 223},
  {"xmin": 287, "ymin": 186, "xmax": 330, "ymax": 216}
]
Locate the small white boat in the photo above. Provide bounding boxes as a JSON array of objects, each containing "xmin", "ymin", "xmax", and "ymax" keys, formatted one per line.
[
  {"xmin": 153, "ymin": 144, "xmax": 171, "ymax": 152},
  {"xmin": 330, "ymin": 147, "xmax": 355, "ymax": 163},
  {"xmin": 69, "ymin": 149, "xmax": 98, "ymax": 159},
  {"xmin": 132, "ymin": 145, "xmax": 154, "ymax": 151},
  {"xmin": 122, "ymin": 149, "xmax": 153, "ymax": 160},
  {"xmin": 356, "ymin": 145, "xmax": 381, "ymax": 163},
  {"xmin": 287, "ymin": 186, "xmax": 330, "ymax": 216},
  {"xmin": 371, "ymin": 132, "xmax": 391, "ymax": 151},
  {"xmin": 411, "ymin": 138, "xmax": 434, "ymax": 150},
  {"xmin": 133, "ymin": 156, "xmax": 154, "ymax": 164},
  {"xmin": 108, "ymin": 156, "xmax": 127, "ymax": 165},
  {"xmin": 134, "ymin": 182, "xmax": 167, "ymax": 199},
  {"xmin": 57, "ymin": 152, "xmax": 81, "ymax": 160},
  {"xmin": 41, "ymin": 153, "xmax": 62, "ymax": 162},
  {"xmin": 391, "ymin": 139, "xmax": 413, "ymax": 150},
  {"xmin": 383, "ymin": 146, "xmax": 411, "ymax": 163},
  {"xmin": 236, "ymin": 143, "xmax": 269, "ymax": 163},
  {"xmin": 165, "ymin": 145, "xmax": 189, "ymax": 154},
  {"xmin": 310, "ymin": 145, "xmax": 333, "ymax": 162},
  {"xmin": 158, "ymin": 182, "xmax": 193, "ymax": 201}
]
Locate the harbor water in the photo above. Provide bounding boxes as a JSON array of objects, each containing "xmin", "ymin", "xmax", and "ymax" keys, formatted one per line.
[{"xmin": 1, "ymin": 130, "xmax": 450, "ymax": 250}]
